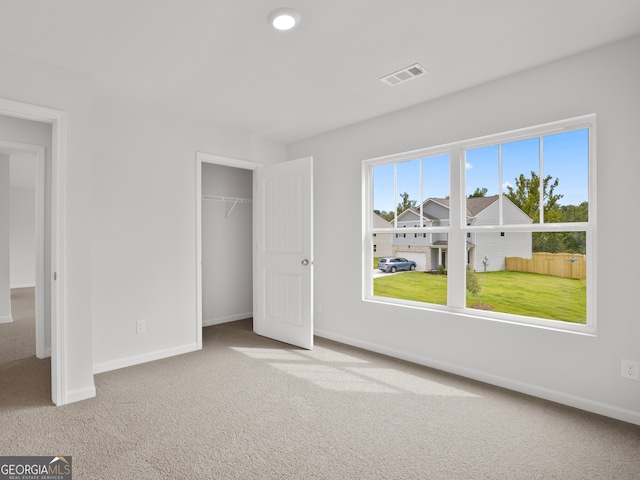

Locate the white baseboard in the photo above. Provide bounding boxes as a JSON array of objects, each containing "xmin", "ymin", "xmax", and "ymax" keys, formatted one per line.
[
  {"xmin": 36, "ymin": 348, "xmax": 52, "ymax": 359},
  {"xmin": 64, "ymin": 384, "xmax": 96, "ymax": 404},
  {"xmin": 93, "ymin": 342, "xmax": 199, "ymax": 375},
  {"xmin": 203, "ymin": 312, "xmax": 252, "ymax": 327},
  {"xmin": 11, "ymin": 283, "xmax": 35, "ymax": 289},
  {"xmin": 314, "ymin": 328, "xmax": 640, "ymax": 427},
  {"xmin": 0, "ymin": 315, "xmax": 13, "ymax": 324}
]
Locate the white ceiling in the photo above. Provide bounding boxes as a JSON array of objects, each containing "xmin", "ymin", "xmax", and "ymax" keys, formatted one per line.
[{"xmin": 1, "ymin": 0, "xmax": 640, "ymax": 144}]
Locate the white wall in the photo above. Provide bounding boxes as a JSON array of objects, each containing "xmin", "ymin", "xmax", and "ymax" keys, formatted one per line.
[
  {"xmin": 10, "ymin": 186, "xmax": 36, "ymax": 288},
  {"xmin": 0, "ymin": 49, "xmax": 95, "ymax": 402},
  {"xmin": 91, "ymin": 91, "xmax": 284, "ymax": 373},
  {"xmin": 0, "ymin": 48, "xmax": 287, "ymax": 398},
  {"xmin": 201, "ymin": 163, "xmax": 253, "ymax": 326},
  {"xmin": 0, "ymin": 154, "xmax": 10, "ymax": 322},
  {"xmin": 289, "ymin": 35, "xmax": 640, "ymax": 425}
]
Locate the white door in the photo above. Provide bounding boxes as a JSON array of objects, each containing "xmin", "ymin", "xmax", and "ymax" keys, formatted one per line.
[{"xmin": 254, "ymin": 156, "xmax": 313, "ymax": 349}]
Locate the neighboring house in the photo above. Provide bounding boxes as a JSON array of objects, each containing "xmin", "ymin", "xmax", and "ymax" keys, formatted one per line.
[
  {"xmin": 372, "ymin": 212, "xmax": 393, "ymax": 257},
  {"xmin": 393, "ymin": 195, "xmax": 532, "ymax": 272}
]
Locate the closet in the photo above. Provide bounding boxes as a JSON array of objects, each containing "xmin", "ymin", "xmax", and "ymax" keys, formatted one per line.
[{"xmin": 201, "ymin": 163, "xmax": 253, "ymax": 327}]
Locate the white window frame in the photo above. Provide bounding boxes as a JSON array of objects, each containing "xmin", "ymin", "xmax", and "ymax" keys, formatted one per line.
[{"xmin": 363, "ymin": 114, "xmax": 596, "ymax": 335}]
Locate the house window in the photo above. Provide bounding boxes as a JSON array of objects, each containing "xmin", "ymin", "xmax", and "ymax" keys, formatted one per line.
[{"xmin": 364, "ymin": 115, "xmax": 595, "ymax": 333}]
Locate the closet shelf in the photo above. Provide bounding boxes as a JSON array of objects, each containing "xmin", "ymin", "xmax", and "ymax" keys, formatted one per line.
[
  {"xmin": 201, "ymin": 195, "xmax": 252, "ymax": 204},
  {"xmin": 202, "ymin": 195, "xmax": 252, "ymax": 219}
]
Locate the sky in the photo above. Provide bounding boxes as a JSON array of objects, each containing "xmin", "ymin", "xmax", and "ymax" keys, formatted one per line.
[{"xmin": 373, "ymin": 128, "xmax": 589, "ymax": 212}]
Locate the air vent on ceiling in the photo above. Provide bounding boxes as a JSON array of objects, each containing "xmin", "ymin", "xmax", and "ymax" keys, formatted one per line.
[{"xmin": 380, "ymin": 63, "xmax": 427, "ymax": 86}]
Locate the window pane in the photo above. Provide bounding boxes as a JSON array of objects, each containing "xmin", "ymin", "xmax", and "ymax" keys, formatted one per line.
[
  {"xmin": 466, "ymin": 231, "xmax": 586, "ymax": 324},
  {"xmin": 422, "ymin": 153, "xmax": 450, "ymax": 204},
  {"xmin": 397, "ymin": 159, "xmax": 420, "ymax": 216},
  {"xmin": 371, "ymin": 232, "xmax": 392, "ymax": 261},
  {"xmin": 502, "ymin": 137, "xmax": 540, "ymax": 224},
  {"xmin": 372, "ymin": 163, "xmax": 395, "ymax": 224},
  {"xmin": 466, "ymin": 146, "xmax": 501, "ymax": 225},
  {"xmin": 466, "ymin": 145, "xmax": 499, "ymax": 198},
  {"xmin": 374, "ymin": 234, "xmax": 448, "ymax": 306},
  {"xmin": 543, "ymin": 128, "xmax": 589, "ymax": 223}
]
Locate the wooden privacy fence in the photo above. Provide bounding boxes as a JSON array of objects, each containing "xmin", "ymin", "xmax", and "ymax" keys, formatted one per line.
[{"xmin": 505, "ymin": 253, "xmax": 586, "ymax": 280}]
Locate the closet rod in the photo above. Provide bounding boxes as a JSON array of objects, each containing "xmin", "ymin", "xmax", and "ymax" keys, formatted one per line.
[
  {"xmin": 202, "ymin": 195, "xmax": 252, "ymax": 219},
  {"xmin": 201, "ymin": 195, "xmax": 252, "ymax": 204}
]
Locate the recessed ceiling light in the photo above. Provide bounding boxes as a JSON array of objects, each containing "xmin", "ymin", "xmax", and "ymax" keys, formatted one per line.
[{"xmin": 268, "ymin": 8, "xmax": 301, "ymax": 31}]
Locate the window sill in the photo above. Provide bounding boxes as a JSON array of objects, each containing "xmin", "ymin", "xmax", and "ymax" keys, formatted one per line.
[{"xmin": 364, "ymin": 295, "xmax": 596, "ymax": 337}]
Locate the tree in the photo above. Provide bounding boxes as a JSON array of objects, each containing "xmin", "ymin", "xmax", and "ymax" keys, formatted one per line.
[
  {"xmin": 397, "ymin": 192, "xmax": 417, "ymax": 215},
  {"xmin": 557, "ymin": 202, "xmax": 588, "ymax": 253},
  {"xmin": 532, "ymin": 231, "xmax": 586, "ymax": 254},
  {"xmin": 506, "ymin": 172, "xmax": 587, "ymax": 254},
  {"xmin": 373, "ymin": 209, "xmax": 395, "ymax": 222},
  {"xmin": 561, "ymin": 202, "xmax": 588, "ymax": 223},
  {"xmin": 504, "ymin": 171, "xmax": 563, "ymax": 223},
  {"xmin": 468, "ymin": 187, "xmax": 488, "ymax": 198}
]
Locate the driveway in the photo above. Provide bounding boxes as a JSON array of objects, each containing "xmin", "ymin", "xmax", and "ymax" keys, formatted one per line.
[{"xmin": 373, "ymin": 269, "xmax": 403, "ymax": 279}]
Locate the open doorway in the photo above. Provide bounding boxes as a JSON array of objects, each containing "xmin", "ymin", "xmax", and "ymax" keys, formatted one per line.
[
  {"xmin": 0, "ymin": 142, "xmax": 46, "ymax": 360},
  {"xmin": 0, "ymin": 99, "xmax": 68, "ymax": 406},
  {"xmin": 195, "ymin": 153, "xmax": 262, "ymax": 349}
]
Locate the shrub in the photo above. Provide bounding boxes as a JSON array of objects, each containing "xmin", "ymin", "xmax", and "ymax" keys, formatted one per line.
[{"xmin": 466, "ymin": 265, "xmax": 481, "ymax": 300}]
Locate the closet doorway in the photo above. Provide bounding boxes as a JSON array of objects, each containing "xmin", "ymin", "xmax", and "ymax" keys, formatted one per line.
[
  {"xmin": 195, "ymin": 153, "xmax": 262, "ymax": 349},
  {"xmin": 196, "ymin": 152, "xmax": 314, "ymax": 350}
]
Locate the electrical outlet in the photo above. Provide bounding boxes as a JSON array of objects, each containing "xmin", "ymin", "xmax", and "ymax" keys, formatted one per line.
[
  {"xmin": 621, "ymin": 359, "xmax": 640, "ymax": 380},
  {"xmin": 136, "ymin": 320, "xmax": 146, "ymax": 334}
]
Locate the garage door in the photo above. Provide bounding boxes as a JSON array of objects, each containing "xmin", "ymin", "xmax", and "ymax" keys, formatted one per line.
[{"xmin": 397, "ymin": 251, "xmax": 427, "ymax": 271}]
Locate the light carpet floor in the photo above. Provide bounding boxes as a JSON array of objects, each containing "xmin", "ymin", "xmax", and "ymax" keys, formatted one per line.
[
  {"xmin": 0, "ymin": 287, "xmax": 37, "ymax": 364},
  {"xmin": 1, "ymin": 289, "xmax": 639, "ymax": 479}
]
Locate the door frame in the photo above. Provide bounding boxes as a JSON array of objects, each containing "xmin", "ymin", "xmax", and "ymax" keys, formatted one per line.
[
  {"xmin": 0, "ymin": 141, "xmax": 46, "ymax": 358},
  {"xmin": 0, "ymin": 97, "xmax": 67, "ymax": 406},
  {"xmin": 195, "ymin": 152, "xmax": 263, "ymax": 349}
]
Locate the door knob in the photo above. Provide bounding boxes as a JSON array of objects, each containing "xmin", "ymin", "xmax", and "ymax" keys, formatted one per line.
[{"xmin": 301, "ymin": 259, "xmax": 310, "ymax": 266}]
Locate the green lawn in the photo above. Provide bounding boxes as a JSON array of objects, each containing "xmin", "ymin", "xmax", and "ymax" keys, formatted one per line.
[{"xmin": 374, "ymin": 270, "xmax": 586, "ymax": 324}]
